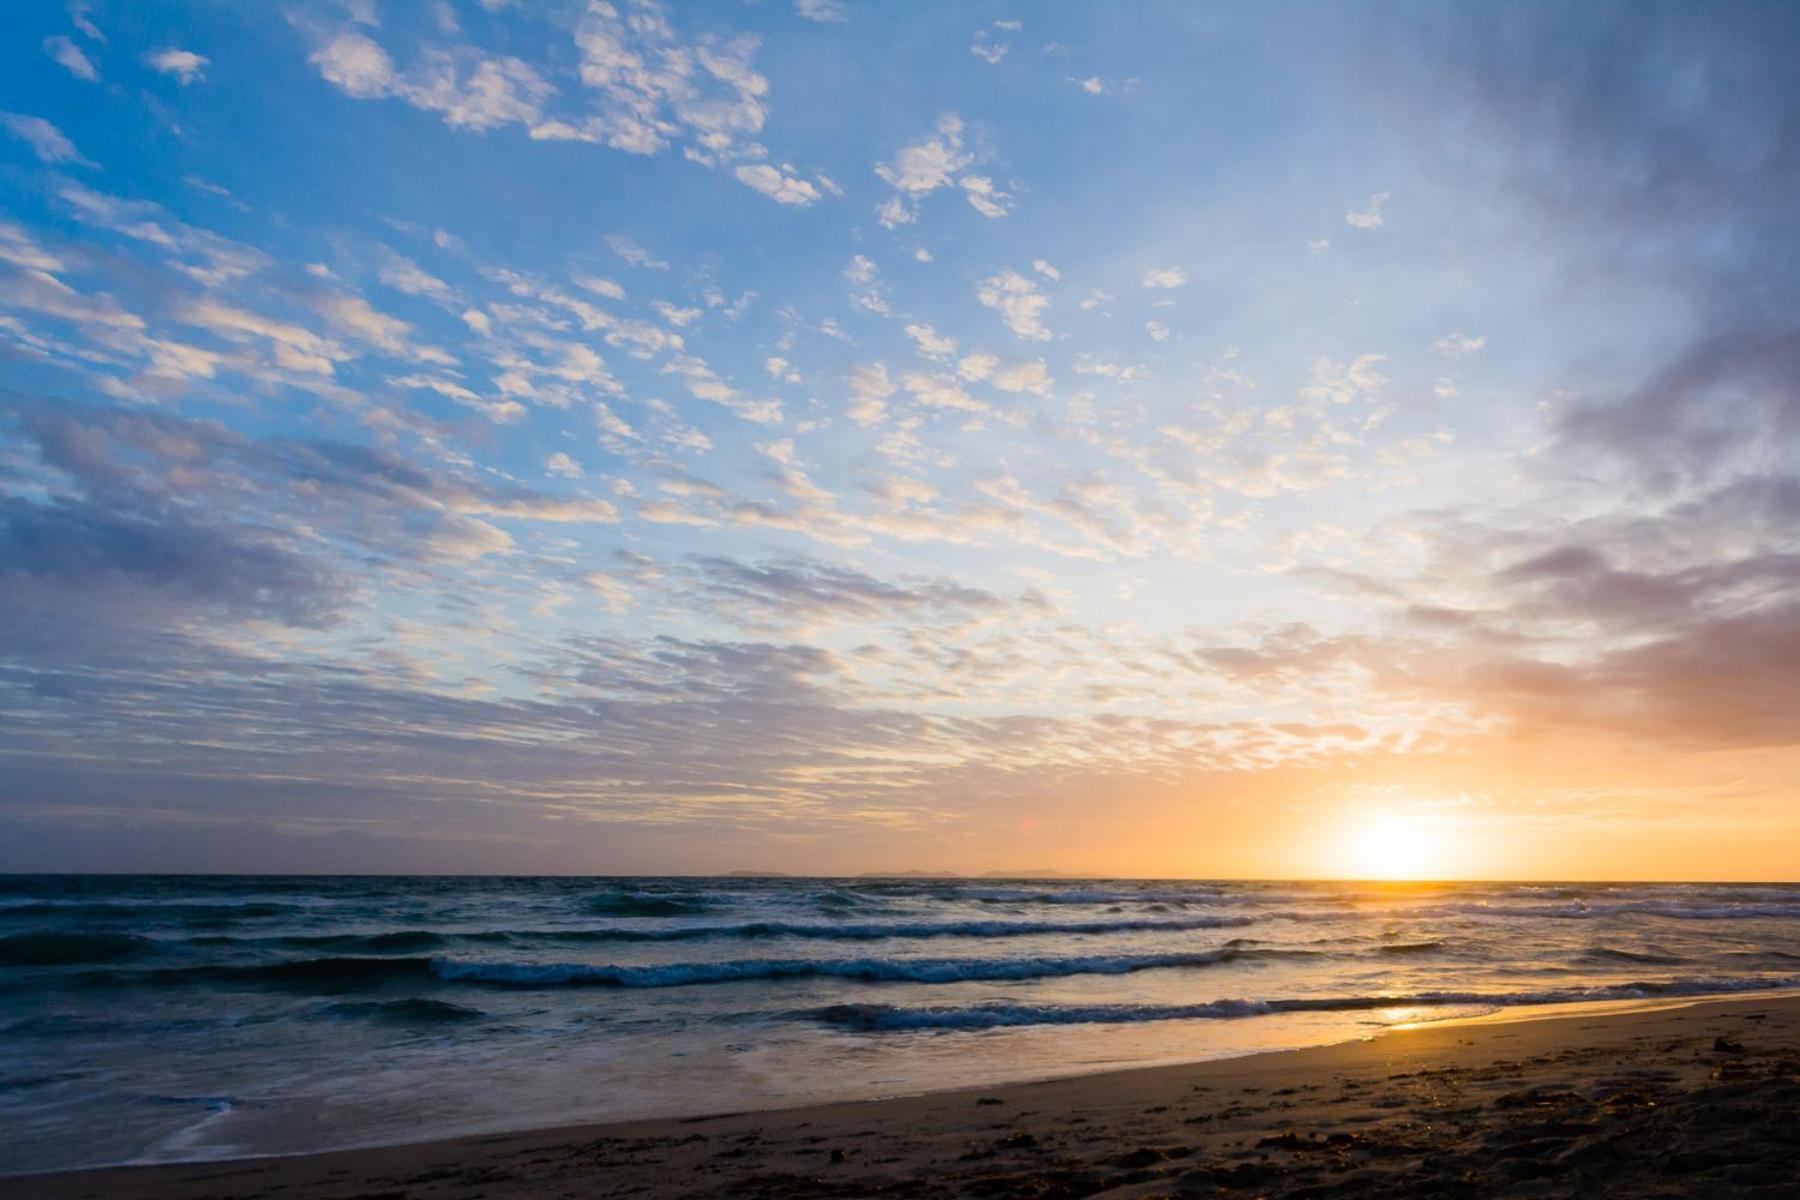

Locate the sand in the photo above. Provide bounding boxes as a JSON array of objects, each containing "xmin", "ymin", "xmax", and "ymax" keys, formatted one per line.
[{"xmin": 12, "ymin": 995, "xmax": 1799, "ymax": 1199}]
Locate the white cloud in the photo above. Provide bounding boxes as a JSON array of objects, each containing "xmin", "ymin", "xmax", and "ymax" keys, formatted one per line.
[
  {"xmin": 546, "ymin": 451, "xmax": 584, "ymax": 477},
  {"xmin": 876, "ymin": 113, "xmax": 1011, "ymax": 224},
  {"xmin": 991, "ymin": 358, "xmax": 1054, "ymax": 396},
  {"xmin": 43, "ymin": 36, "xmax": 98, "ymax": 82},
  {"xmin": 379, "ymin": 254, "xmax": 453, "ymax": 300},
  {"xmin": 311, "ymin": 31, "xmax": 553, "ymax": 133},
  {"xmin": 734, "ymin": 162, "xmax": 821, "ymax": 206},
  {"xmin": 606, "ymin": 235, "xmax": 668, "ymax": 270},
  {"xmin": 979, "ymin": 269, "xmax": 1051, "ymax": 341},
  {"xmin": 956, "ymin": 352, "xmax": 997, "ymax": 381},
  {"xmin": 905, "ymin": 323, "xmax": 957, "ymax": 358},
  {"xmin": 1345, "ymin": 191, "xmax": 1390, "ymax": 230},
  {"xmin": 795, "ymin": 0, "xmax": 848, "ymax": 23},
  {"xmin": 575, "ymin": 274, "xmax": 626, "ymax": 300},
  {"xmin": 971, "ymin": 33, "xmax": 1009, "ymax": 65},
  {"xmin": 876, "ymin": 197, "xmax": 914, "ymax": 229},
  {"xmin": 146, "ymin": 48, "xmax": 209, "ymax": 85},
  {"xmin": 1146, "ymin": 320, "xmax": 1169, "ymax": 342},
  {"xmin": 846, "ymin": 362, "xmax": 894, "ymax": 425},
  {"xmin": 959, "ymin": 174, "xmax": 1014, "ymax": 219},
  {"xmin": 1299, "ymin": 354, "xmax": 1387, "ymax": 405},
  {"xmin": 877, "ymin": 113, "xmax": 970, "ymax": 195},
  {"xmin": 653, "ymin": 300, "xmax": 701, "ymax": 326},
  {"xmin": 1032, "ymin": 259, "xmax": 1060, "ymax": 281},
  {"xmin": 903, "ymin": 371, "xmax": 987, "ymax": 413},
  {"xmin": 844, "ymin": 255, "xmax": 877, "ymax": 284},
  {"xmin": 1070, "ymin": 76, "xmax": 1103, "ymax": 94},
  {"xmin": 1141, "ymin": 267, "xmax": 1187, "ymax": 289},
  {"xmin": 0, "ymin": 114, "xmax": 94, "ymax": 167},
  {"xmin": 1432, "ymin": 332, "xmax": 1486, "ymax": 358},
  {"xmin": 568, "ymin": 4, "xmax": 770, "ymax": 163},
  {"xmin": 844, "ymin": 255, "xmax": 887, "ymax": 314},
  {"xmin": 313, "ymin": 292, "xmax": 414, "ymax": 354}
]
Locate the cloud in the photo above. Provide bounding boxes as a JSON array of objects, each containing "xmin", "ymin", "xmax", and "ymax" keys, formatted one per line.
[
  {"xmin": 43, "ymin": 36, "xmax": 99, "ymax": 82},
  {"xmin": 877, "ymin": 113, "xmax": 970, "ymax": 196},
  {"xmin": 795, "ymin": 0, "xmax": 847, "ymax": 22},
  {"xmin": 606, "ymin": 234, "xmax": 668, "ymax": 270},
  {"xmin": 145, "ymin": 48, "xmax": 209, "ymax": 85},
  {"xmin": 733, "ymin": 162, "xmax": 821, "ymax": 206},
  {"xmin": 0, "ymin": 113, "xmax": 95, "ymax": 167},
  {"xmin": 990, "ymin": 359, "xmax": 1054, "ymax": 396},
  {"xmin": 874, "ymin": 114, "xmax": 1009, "ymax": 223},
  {"xmin": 904, "ymin": 323, "xmax": 956, "ymax": 358},
  {"xmin": 959, "ymin": 174, "xmax": 1014, "ymax": 219},
  {"xmin": 902, "ymin": 370, "xmax": 986, "ymax": 413},
  {"xmin": 378, "ymin": 253, "xmax": 453, "ymax": 300},
  {"xmin": 1432, "ymin": 332, "xmax": 1485, "ymax": 358},
  {"xmin": 1345, "ymin": 191, "xmax": 1390, "ymax": 229},
  {"xmin": 690, "ymin": 555, "xmax": 1007, "ymax": 630},
  {"xmin": 0, "ymin": 495, "xmax": 347, "ymax": 645},
  {"xmin": 845, "ymin": 362, "xmax": 894, "ymax": 425},
  {"xmin": 566, "ymin": 3, "xmax": 770, "ymax": 163},
  {"xmin": 978, "ymin": 269, "xmax": 1051, "ymax": 341},
  {"xmin": 1141, "ymin": 267, "xmax": 1186, "ymax": 289},
  {"xmin": 970, "ymin": 32, "xmax": 1009, "ymax": 65},
  {"xmin": 312, "ymin": 32, "xmax": 552, "ymax": 132}
]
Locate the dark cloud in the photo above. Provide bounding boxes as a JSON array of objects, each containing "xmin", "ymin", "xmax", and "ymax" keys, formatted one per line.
[
  {"xmin": 0, "ymin": 495, "xmax": 345, "ymax": 644},
  {"xmin": 1439, "ymin": 4, "xmax": 1795, "ymax": 477}
]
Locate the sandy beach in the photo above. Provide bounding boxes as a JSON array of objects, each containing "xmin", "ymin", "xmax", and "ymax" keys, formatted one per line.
[{"xmin": 13, "ymin": 995, "xmax": 1797, "ymax": 1199}]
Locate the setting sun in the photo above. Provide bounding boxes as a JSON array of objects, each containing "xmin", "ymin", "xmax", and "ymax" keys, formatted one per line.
[{"xmin": 1344, "ymin": 813, "xmax": 1445, "ymax": 881}]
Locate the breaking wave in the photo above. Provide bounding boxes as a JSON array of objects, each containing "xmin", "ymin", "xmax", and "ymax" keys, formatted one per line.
[{"xmin": 804, "ymin": 975, "xmax": 1800, "ymax": 1031}]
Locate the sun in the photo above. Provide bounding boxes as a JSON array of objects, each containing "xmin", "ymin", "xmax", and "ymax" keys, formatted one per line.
[{"xmin": 1344, "ymin": 813, "xmax": 1444, "ymax": 881}]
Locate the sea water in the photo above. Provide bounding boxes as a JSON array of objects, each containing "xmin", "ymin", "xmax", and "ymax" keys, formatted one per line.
[{"xmin": 2, "ymin": 875, "xmax": 1797, "ymax": 1174}]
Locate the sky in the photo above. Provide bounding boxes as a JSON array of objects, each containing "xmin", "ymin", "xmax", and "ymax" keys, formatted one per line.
[{"xmin": 0, "ymin": 1, "xmax": 1796, "ymax": 879}]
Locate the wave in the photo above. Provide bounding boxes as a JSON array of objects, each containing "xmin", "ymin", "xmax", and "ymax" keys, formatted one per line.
[
  {"xmin": 0, "ymin": 931, "xmax": 156, "ymax": 966},
  {"xmin": 171, "ymin": 914, "xmax": 1262, "ymax": 952},
  {"xmin": 803, "ymin": 975, "xmax": 1800, "ymax": 1031},
  {"xmin": 1375, "ymin": 940, "xmax": 1447, "ymax": 955},
  {"xmin": 1409, "ymin": 900, "xmax": 1800, "ymax": 921},
  {"xmin": 555, "ymin": 914, "xmax": 1259, "ymax": 944},
  {"xmin": 429, "ymin": 946, "xmax": 1293, "ymax": 989},
  {"xmin": 1576, "ymin": 945, "xmax": 1689, "ymax": 965},
  {"xmin": 959, "ymin": 887, "xmax": 1238, "ymax": 907},
  {"xmin": 584, "ymin": 892, "xmax": 719, "ymax": 917},
  {"xmin": 0, "ymin": 901, "xmax": 303, "ymax": 923},
  {"xmin": 265, "ymin": 931, "xmax": 450, "ymax": 954},
  {"xmin": 315, "ymin": 998, "xmax": 485, "ymax": 1024},
  {"xmin": 83, "ymin": 943, "xmax": 1288, "ymax": 992},
  {"xmin": 110, "ymin": 956, "xmax": 437, "ymax": 990}
]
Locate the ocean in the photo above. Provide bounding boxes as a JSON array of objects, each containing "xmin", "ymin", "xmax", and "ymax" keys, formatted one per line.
[{"xmin": 2, "ymin": 875, "xmax": 1797, "ymax": 1175}]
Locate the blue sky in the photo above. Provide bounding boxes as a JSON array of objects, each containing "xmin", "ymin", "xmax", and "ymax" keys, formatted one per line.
[{"xmin": 1, "ymin": 2, "xmax": 1797, "ymax": 877}]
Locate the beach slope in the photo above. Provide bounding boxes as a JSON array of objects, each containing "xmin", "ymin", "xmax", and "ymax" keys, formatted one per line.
[{"xmin": 14, "ymin": 996, "xmax": 1799, "ymax": 1199}]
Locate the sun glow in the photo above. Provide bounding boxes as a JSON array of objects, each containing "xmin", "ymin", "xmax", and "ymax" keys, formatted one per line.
[{"xmin": 1344, "ymin": 812, "xmax": 1445, "ymax": 881}]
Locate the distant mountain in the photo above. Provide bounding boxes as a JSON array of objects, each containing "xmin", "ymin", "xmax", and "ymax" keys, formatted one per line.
[{"xmin": 856, "ymin": 869, "xmax": 961, "ymax": 878}]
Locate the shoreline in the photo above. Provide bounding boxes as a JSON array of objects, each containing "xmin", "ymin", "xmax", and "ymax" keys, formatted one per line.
[{"xmin": 14, "ymin": 992, "xmax": 1799, "ymax": 1198}]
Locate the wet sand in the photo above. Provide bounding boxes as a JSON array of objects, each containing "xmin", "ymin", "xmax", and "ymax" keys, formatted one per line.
[{"xmin": 14, "ymin": 995, "xmax": 1800, "ymax": 1199}]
